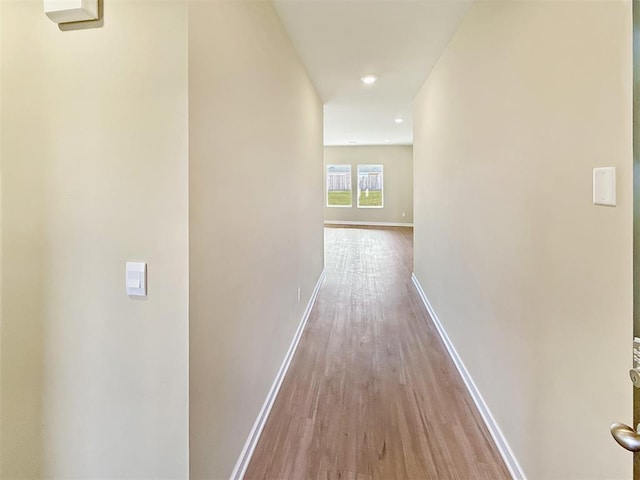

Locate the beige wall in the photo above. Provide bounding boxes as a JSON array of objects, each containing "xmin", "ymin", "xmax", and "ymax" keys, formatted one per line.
[
  {"xmin": 0, "ymin": 1, "xmax": 324, "ymax": 477},
  {"xmin": 1, "ymin": 2, "xmax": 189, "ymax": 478},
  {"xmin": 188, "ymin": 2, "xmax": 324, "ymax": 478},
  {"xmin": 413, "ymin": 2, "xmax": 632, "ymax": 478},
  {"xmin": 0, "ymin": 0, "xmax": 3, "ymax": 474},
  {"xmin": 324, "ymin": 145, "xmax": 413, "ymax": 224}
]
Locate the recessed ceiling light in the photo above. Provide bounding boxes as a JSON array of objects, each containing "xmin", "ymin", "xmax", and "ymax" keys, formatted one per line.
[
  {"xmin": 394, "ymin": 117, "xmax": 404, "ymax": 124},
  {"xmin": 361, "ymin": 75, "xmax": 377, "ymax": 85},
  {"xmin": 348, "ymin": 140, "xmax": 358, "ymax": 144},
  {"xmin": 384, "ymin": 138, "xmax": 391, "ymax": 142}
]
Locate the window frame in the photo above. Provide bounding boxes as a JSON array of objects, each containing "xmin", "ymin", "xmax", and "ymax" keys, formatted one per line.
[
  {"xmin": 326, "ymin": 164, "xmax": 353, "ymax": 208},
  {"xmin": 356, "ymin": 164, "xmax": 384, "ymax": 209}
]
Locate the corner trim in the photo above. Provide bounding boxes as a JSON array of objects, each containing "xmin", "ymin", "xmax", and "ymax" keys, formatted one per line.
[
  {"xmin": 324, "ymin": 220, "xmax": 413, "ymax": 227},
  {"xmin": 411, "ymin": 273, "xmax": 526, "ymax": 480},
  {"xmin": 229, "ymin": 268, "xmax": 328, "ymax": 480}
]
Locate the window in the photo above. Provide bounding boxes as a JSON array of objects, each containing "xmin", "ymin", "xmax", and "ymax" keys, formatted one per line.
[
  {"xmin": 357, "ymin": 165, "xmax": 383, "ymax": 208},
  {"xmin": 326, "ymin": 165, "xmax": 352, "ymax": 207}
]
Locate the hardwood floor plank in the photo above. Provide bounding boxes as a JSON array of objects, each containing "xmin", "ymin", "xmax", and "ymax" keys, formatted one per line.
[{"xmin": 245, "ymin": 226, "xmax": 510, "ymax": 480}]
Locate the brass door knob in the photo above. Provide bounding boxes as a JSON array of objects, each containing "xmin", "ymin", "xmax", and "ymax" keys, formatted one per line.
[{"xmin": 611, "ymin": 422, "xmax": 640, "ymax": 452}]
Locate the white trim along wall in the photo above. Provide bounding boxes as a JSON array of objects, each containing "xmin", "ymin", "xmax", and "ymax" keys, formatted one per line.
[
  {"xmin": 230, "ymin": 269, "xmax": 327, "ymax": 480},
  {"xmin": 324, "ymin": 221, "xmax": 413, "ymax": 228},
  {"xmin": 412, "ymin": 274, "xmax": 526, "ymax": 480}
]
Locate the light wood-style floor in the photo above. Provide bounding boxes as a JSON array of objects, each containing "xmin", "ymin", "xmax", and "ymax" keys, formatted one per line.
[{"xmin": 245, "ymin": 226, "xmax": 510, "ymax": 480}]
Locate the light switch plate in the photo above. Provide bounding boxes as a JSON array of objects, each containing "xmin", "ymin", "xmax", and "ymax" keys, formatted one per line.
[
  {"xmin": 126, "ymin": 262, "xmax": 147, "ymax": 297},
  {"xmin": 593, "ymin": 167, "xmax": 616, "ymax": 206}
]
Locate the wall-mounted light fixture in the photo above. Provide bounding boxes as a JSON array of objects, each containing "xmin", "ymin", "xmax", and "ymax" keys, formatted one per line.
[{"xmin": 44, "ymin": 0, "xmax": 98, "ymax": 24}]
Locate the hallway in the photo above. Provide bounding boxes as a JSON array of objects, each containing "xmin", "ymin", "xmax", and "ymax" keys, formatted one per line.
[{"xmin": 245, "ymin": 226, "xmax": 509, "ymax": 479}]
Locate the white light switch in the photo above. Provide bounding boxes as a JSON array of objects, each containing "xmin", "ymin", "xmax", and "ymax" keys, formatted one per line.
[
  {"xmin": 126, "ymin": 262, "xmax": 147, "ymax": 297},
  {"xmin": 593, "ymin": 167, "xmax": 616, "ymax": 206}
]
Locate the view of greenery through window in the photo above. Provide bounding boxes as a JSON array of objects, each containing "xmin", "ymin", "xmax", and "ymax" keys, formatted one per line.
[
  {"xmin": 357, "ymin": 165, "xmax": 383, "ymax": 208},
  {"xmin": 327, "ymin": 164, "xmax": 384, "ymax": 208},
  {"xmin": 326, "ymin": 165, "xmax": 352, "ymax": 206}
]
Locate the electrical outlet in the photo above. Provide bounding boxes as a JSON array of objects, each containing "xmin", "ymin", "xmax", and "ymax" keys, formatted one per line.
[
  {"xmin": 401, "ymin": 212, "xmax": 406, "ymax": 217},
  {"xmin": 297, "ymin": 287, "xmax": 301, "ymax": 303}
]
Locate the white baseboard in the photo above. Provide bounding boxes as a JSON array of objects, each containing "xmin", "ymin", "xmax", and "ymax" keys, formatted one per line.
[
  {"xmin": 229, "ymin": 268, "xmax": 327, "ymax": 480},
  {"xmin": 324, "ymin": 220, "xmax": 413, "ymax": 227},
  {"xmin": 411, "ymin": 273, "xmax": 526, "ymax": 480}
]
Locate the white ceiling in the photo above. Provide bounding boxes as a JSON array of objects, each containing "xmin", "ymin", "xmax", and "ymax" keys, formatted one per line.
[{"xmin": 273, "ymin": 0, "xmax": 472, "ymax": 146}]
